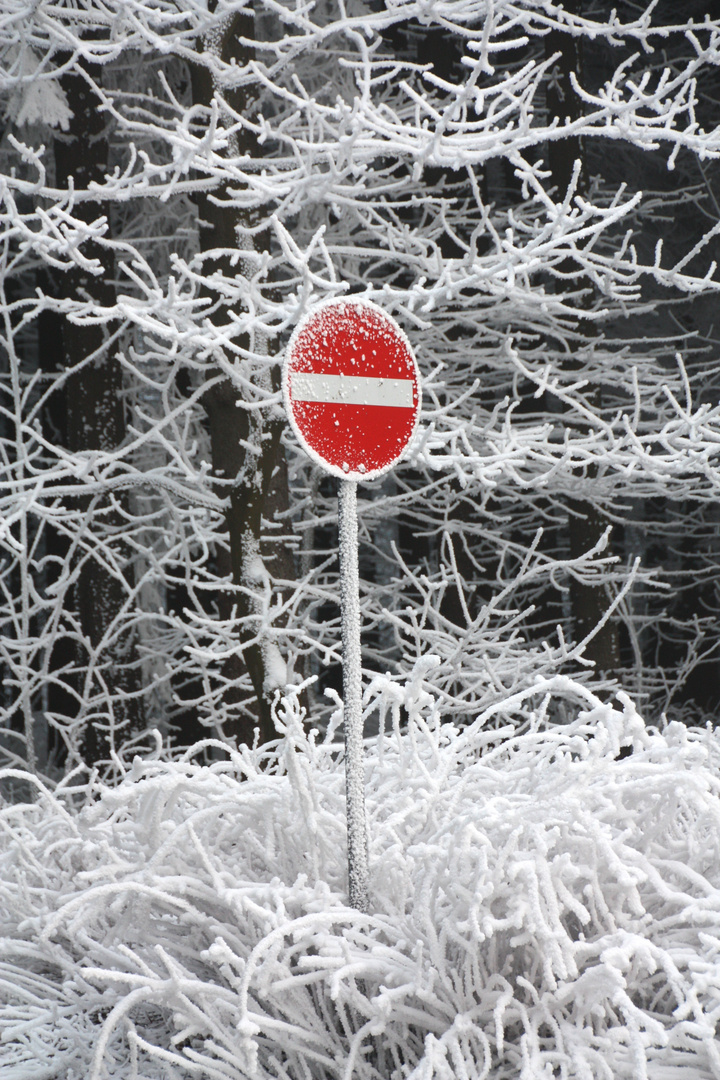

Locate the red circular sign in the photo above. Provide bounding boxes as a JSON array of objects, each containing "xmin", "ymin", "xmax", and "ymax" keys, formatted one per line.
[{"xmin": 283, "ymin": 299, "xmax": 421, "ymax": 481}]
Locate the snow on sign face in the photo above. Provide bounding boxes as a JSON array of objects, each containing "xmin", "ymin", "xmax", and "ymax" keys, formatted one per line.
[{"xmin": 283, "ymin": 299, "xmax": 421, "ymax": 481}]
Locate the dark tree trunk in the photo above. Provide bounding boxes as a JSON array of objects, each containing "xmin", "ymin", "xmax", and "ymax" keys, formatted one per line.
[
  {"xmin": 189, "ymin": 8, "xmax": 294, "ymax": 746},
  {"xmin": 37, "ymin": 288, "xmax": 75, "ymax": 767},
  {"xmin": 54, "ymin": 60, "xmax": 144, "ymax": 764},
  {"xmin": 545, "ymin": 1, "xmax": 620, "ymax": 674}
]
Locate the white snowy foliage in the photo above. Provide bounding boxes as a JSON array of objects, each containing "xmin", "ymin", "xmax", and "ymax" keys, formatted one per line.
[
  {"xmin": 3, "ymin": 676, "xmax": 720, "ymax": 1079},
  {"xmin": 1, "ymin": 46, "xmax": 72, "ymax": 131},
  {"xmin": 1, "ymin": 0, "xmax": 720, "ymax": 756}
]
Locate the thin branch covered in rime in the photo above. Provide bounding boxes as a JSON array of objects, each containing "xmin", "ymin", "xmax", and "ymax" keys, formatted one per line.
[{"xmin": 0, "ymin": 0, "xmax": 720, "ymax": 768}]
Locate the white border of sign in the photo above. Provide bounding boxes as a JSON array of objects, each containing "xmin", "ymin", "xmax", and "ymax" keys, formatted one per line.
[{"xmin": 282, "ymin": 296, "xmax": 422, "ymax": 482}]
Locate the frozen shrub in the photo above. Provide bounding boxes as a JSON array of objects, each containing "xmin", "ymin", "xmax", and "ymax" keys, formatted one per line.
[{"xmin": 2, "ymin": 674, "xmax": 720, "ymax": 1078}]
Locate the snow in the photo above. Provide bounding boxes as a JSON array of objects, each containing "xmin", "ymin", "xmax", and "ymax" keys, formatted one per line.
[
  {"xmin": 3, "ymin": 677, "xmax": 720, "ymax": 1079},
  {"xmin": 2, "ymin": 2, "xmax": 720, "ymax": 1070},
  {"xmin": 3, "ymin": 0, "xmax": 720, "ymax": 767}
]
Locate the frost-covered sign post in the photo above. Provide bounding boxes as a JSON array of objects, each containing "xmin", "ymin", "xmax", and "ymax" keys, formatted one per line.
[{"xmin": 284, "ymin": 299, "xmax": 421, "ymax": 911}]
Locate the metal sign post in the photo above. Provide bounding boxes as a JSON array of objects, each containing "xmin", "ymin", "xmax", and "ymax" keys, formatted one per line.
[
  {"xmin": 337, "ymin": 478, "xmax": 367, "ymax": 911},
  {"xmin": 284, "ymin": 298, "xmax": 421, "ymax": 911}
]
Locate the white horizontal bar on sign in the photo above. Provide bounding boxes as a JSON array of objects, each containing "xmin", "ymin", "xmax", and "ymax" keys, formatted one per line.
[{"xmin": 291, "ymin": 372, "xmax": 414, "ymax": 409}]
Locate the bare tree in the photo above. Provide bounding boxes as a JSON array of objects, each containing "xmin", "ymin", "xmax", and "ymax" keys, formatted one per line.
[
  {"xmin": 1, "ymin": 0, "xmax": 720, "ymax": 774},
  {"xmin": 189, "ymin": 6, "xmax": 294, "ymax": 744},
  {"xmin": 52, "ymin": 55, "xmax": 145, "ymax": 763}
]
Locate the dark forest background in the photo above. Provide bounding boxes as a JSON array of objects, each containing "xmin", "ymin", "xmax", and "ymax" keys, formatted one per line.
[{"xmin": 2, "ymin": 0, "xmax": 720, "ymax": 777}]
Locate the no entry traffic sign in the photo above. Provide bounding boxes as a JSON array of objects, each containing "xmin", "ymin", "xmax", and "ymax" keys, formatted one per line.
[
  {"xmin": 283, "ymin": 298, "xmax": 421, "ymax": 481},
  {"xmin": 284, "ymin": 298, "xmax": 421, "ymax": 913}
]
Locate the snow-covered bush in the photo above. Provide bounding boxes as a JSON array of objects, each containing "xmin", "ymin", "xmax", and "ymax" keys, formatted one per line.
[{"xmin": 3, "ymin": 674, "xmax": 720, "ymax": 1079}]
